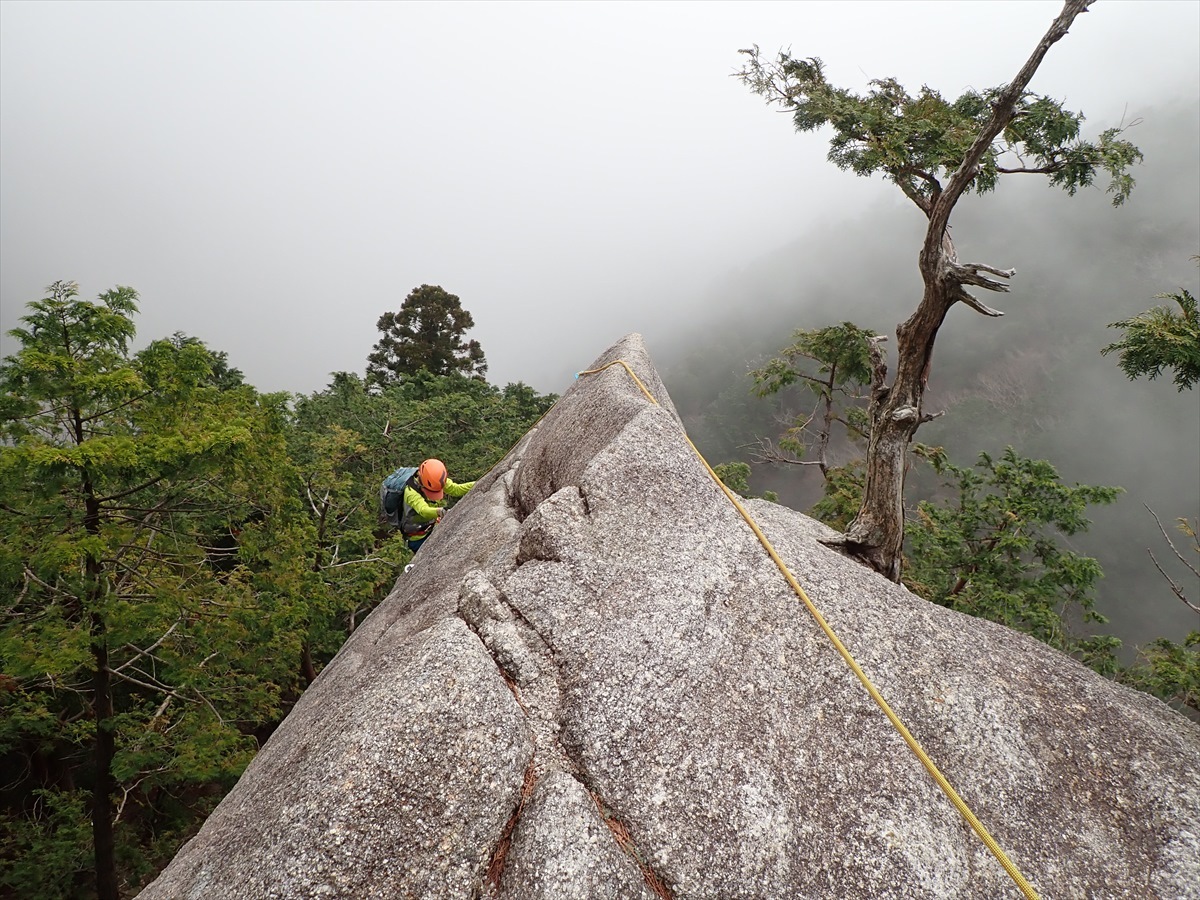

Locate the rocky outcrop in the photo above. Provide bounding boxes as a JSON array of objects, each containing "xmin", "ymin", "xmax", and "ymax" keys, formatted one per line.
[{"xmin": 140, "ymin": 334, "xmax": 1200, "ymax": 900}]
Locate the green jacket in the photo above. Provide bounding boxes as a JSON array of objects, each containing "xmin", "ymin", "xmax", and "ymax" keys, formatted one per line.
[{"xmin": 401, "ymin": 479, "xmax": 474, "ymax": 534}]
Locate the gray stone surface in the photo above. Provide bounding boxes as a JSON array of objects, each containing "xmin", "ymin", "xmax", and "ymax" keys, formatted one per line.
[
  {"xmin": 500, "ymin": 770, "xmax": 658, "ymax": 900},
  {"xmin": 141, "ymin": 333, "xmax": 1200, "ymax": 900}
]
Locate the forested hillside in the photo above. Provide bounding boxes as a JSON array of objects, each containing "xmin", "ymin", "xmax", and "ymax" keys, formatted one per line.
[
  {"xmin": 3, "ymin": 2, "xmax": 1198, "ymax": 897},
  {"xmin": 0, "ymin": 284, "xmax": 555, "ymax": 898},
  {"xmin": 660, "ymin": 97, "xmax": 1199, "ymax": 676},
  {"xmin": 3, "ymin": 82, "xmax": 1197, "ymax": 900}
]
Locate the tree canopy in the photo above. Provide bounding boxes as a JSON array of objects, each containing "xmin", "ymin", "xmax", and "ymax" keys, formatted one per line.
[
  {"xmin": 749, "ymin": 323, "xmax": 878, "ymax": 478},
  {"xmin": 0, "ymin": 282, "xmax": 297, "ymax": 899},
  {"xmin": 736, "ymin": 44, "xmax": 1141, "ymax": 213},
  {"xmin": 733, "ymin": 315, "xmax": 1128, "ymax": 678},
  {"xmin": 366, "ymin": 285, "xmax": 488, "ymax": 387},
  {"xmin": 1098, "ymin": 270, "xmax": 1200, "ymax": 713},
  {"xmin": 1102, "ymin": 287, "xmax": 1200, "ymax": 391},
  {"xmin": 1, "ymin": 280, "xmax": 554, "ymax": 898},
  {"xmin": 905, "ymin": 445, "xmax": 1122, "ymax": 663}
]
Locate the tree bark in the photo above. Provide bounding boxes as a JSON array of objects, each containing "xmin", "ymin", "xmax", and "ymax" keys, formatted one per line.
[
  {"xmin": 844, "ymin": 0, "xmax": 1092, "ymax": 581},
  {"xmin": 301, "ymin": 644, "xmax": 318, "ymax": 686},
  {"xmin": 844, "ymin": 284, "xmax": 947, "ymax": 581},
  {"xmin": 91, "ymin": 618, "xmax": 119, "ymax": 900},
  {"xmin": 84, "ymin": 479, "xmax": 119, "ymax": 900},
  {"xmin": 75, "ymin": 379, "xmax": 119, "ymax": 900}
]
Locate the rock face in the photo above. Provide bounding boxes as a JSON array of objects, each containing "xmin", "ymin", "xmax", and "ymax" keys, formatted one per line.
[{"xmin": 140, "ymin": 334, "xmax": 1200, "ymax": 900}]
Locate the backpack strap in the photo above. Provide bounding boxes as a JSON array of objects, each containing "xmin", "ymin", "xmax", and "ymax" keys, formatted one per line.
[
  {"xmin": 398, "ymin": 480, "xmax": 427, "ymax": 536},
  {"xmin": 381, "ymin": 466, "xmax": 419, "ymax": 527}
]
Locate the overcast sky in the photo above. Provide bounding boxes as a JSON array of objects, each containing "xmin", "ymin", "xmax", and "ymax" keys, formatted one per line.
[{"xmin": 2, "ymin": 0, "xmax": 1198, "ymax": 395}]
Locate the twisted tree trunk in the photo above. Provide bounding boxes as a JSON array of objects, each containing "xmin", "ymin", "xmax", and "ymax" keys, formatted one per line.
[{"xmin": 843, "ymin": 0, "xmax": 1091, "ymax": 580}]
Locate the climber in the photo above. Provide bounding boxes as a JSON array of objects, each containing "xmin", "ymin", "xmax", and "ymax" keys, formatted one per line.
[{"xmin": 380, "ymin": 458, "xmax": 475, "ymax": 556}]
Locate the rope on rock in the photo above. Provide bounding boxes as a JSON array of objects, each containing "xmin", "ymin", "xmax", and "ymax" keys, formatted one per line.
[{"xmin": 576, "ymin": 358, "xmax": 1040, "ymax": 900}]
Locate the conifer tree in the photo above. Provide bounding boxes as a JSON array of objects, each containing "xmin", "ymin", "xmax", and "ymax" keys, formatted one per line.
[
  {"xmin": 366, "ymin": 285, "xmax": 488, "ymax": 387},
  {"xmin": 0, "ymin": 282, "xmax": 294, "ymax": 899},
  {"xmin": 737, "ymin": 0, "xmax": 1142, "ymax": 580},
  {"xmin": 1100, "ymin": 266, "xmax": 1200, "ymax": 713},
  {"xmin": 749, "ymin": 323, "xmax": 878, "ymax": 478},
  {"xmin": 1102, "ymin": 287, "xmax": 1200, "ymax": 391}
]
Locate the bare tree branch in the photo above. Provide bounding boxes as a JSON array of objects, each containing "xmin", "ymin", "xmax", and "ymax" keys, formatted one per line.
[
  {"xmin": 995, "ymin": 164, "xmax": 1060, "ymax": 175},
  {"xmin": 751, "ymin": 437, "xmax": 826, "ymax": 468},
  {"xmin": 895, "ymin": 172, "xmax": 935, "ymax": 214},
  {"xmin": 79, "ymin": 389, "xmax": 159, "ymax": 425},
  {"xmin": 1143, "ymin": 505, "xmax": 1200, "ymax": 614},
  {"xmin": 113, "ymin": 621, "xmax": 181, "ymax": 674},
  {"xmin": 149, "ymin": 695, "xmax": 172, "ymax": 725},
  {"xmin": 948, "ymin": 262, "xmax": 1017, "ymax": 293},
  {"xmin": 1146, "ymin": 550, "xmax": 1200, "ymax": 615},
  {"xmin": 95, "ymin": 473, "xmax": 171, "ymax": 505},
  {"xmin": 1146, "ymin": 505, "xmax": 1200, "ymax": 580},
  {"xmin": 954, "ymin": 287, "xmax": 1006, "ymax": 318},
  {"xmin": 192, "ymin": 686, "xmax": 224, "ymax": 725},
  {"xmin": 866, "ymin": 334, "xmax": 889, "ymax": 398},
  {"xmin": 322, "ymin": 556, "xmax": 388, "ymax": 569},
  {"xmin": 114, "ymin": 767, "xmax": 169, "ymax": 822},
  {"xmin": 305, "ymin": 484, "xmax": 329, "ymax": 519},
  {"xmin": 106, "ymin": 667, "xmax": 193, "ymax": 703},
  {"xmin": 21, "ymin": 566, "xmax": 75, "ymax": 601}
]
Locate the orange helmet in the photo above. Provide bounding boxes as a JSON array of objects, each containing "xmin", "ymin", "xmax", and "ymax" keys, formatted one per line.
[{"xmin": 417, "ymin": 458, "xmax": 448, "ymax": 500}]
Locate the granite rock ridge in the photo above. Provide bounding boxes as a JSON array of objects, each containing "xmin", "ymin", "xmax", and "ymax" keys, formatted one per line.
[{"xmin": 140, "ymin": 333, "xmax": 1200, "ymax": 900}]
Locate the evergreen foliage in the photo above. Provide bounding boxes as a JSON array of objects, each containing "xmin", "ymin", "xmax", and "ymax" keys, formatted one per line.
[
  {"xmin": 904, "ymin": 446, "xmax": 1122, "ymax": 661},
  {"xmin": 366, "ymin": 285, "xmax": 488, "ymax": 387},
  {"xmin": 0, "ymin": 282, "xmax": 298, "ymax": 898},
  {"xmin": 736, "ymin": 2, "xmax": 1144, "ymax": 580},
  {"xmin": 736, "ymin": 50, "xmax": 1143, "ymax": 207},
  {"xmin": 809, "ymin": 463, "xmax": 866, "ymax": 532},
  {"xmin": 1123, "ymin": 630, "xmax": 1200, "ymax": 715},
  {"xmin": 794, "ymin": 442, "xmax": 1125, "ymax": 673},
  {"xmin": 746, "ymin": 320, "xmax": 1129, "ymax": 676},
  {"xmin": 712, "ymin": 461, "xmax": 777, "ymax": 502},
  {"xmin": 0, "ymin": 281, "xmax": 555, "ymax": 898},
  {"xmin": 1100, "ymin": 278, "xmax": 1200, "ymax": 712},
  {"xmin": 1102, "ymin": 288, "xmax": 1200, "ymax": 391},
  {"xmin": 749, "ymin": 323, "xmax": 876, "ymax": 476},
  {"xmin": 285, "ymin": 370, "xmax": 555, "ymax": 676}
]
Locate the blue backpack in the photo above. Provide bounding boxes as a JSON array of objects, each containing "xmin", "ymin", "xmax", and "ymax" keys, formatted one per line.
[{"xmin": 380, "ymin": 466, "xmax": 419, "ymax": 528}]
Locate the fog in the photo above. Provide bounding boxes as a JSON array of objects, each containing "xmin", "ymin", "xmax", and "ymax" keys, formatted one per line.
[
  {"xmin": 2, "ymin": 1, "xmax": 1198, "ymax": 395},
  {"xmin": 658, "ymin": 94, "xmax": 1199, "ymax": 656},
  {"xmin": 2, "ymin": 1, "xmax": 1197, "ymax": 656}
]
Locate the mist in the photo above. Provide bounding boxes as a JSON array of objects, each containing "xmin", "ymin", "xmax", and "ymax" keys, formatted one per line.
[
  {"xmin": 2, "ymin": 2, "xmax": 1197, "ymax": 656},
  {"xmin": 658, "ymin": 96, "xmax": 1200, "ymax": 659},
  {"xmin": 2, "ymin": 1, "xmax": 1199, "ymax": 395}
]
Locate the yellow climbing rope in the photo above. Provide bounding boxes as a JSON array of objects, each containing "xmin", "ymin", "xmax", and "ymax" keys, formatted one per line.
[{"xmin": 577, "ymin": 358, "xmax": 1041, "ymax": 900}]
